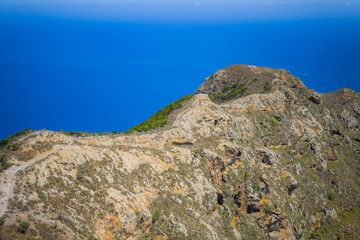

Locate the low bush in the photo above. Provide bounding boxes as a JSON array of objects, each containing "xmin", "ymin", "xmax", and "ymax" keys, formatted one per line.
[
  {"xmin": 264, "ymin": 82, "xmax": 271, "ymax": 91},
  {"xmin": 18, "ymin": 221, "xmax": 30, "ymax": 234},
  {"xmin": 327, "ymin": 190, "xmax": 336, "ymax": 201},
  {"xmin": 210, "ymin": 84, "xmax": 248, "ymax": 102},
  {"xmin": 244, "ymin": 171, "xmax": 249, "ymax": 180},
  {"xmin": 0, "ymin": 155, "xmax": 12, "ymax": 173},
  {"xmin": 269, "ymin": 116, "xmax": 278, "ymax": 127},
  {"xmin": 76, "ymin": 172, "xmax": 85, "ymax": 182},
  {"xmin": 38, "ymin": 191, "xmax": 46, "ymax": 199},
  {"xmin": 126, "ymin": 94, "xmax": 192, "ymax": 132},
  {"xmin": 0, "ymin": 129, "xmax": 33, "ymax": 147}
]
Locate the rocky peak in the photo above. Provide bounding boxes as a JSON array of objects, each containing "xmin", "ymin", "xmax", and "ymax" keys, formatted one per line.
[{"xmin": 194, "ymin": 64, "xmax": 305, "ymax": 103}]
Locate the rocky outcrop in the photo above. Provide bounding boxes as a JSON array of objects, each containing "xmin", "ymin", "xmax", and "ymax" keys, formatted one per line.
[{"xmin": 0, "ymin": 65, "xmax": 359, "ymax": 240}]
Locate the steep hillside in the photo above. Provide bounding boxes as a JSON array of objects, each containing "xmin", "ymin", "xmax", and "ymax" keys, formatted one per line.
[{"xmin": 0, "ymin": 64, "xmax": 359, "ymax": 240}]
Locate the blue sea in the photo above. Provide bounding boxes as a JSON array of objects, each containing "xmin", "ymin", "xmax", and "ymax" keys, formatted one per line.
[{"xmin": 1, "ymin": 3, "xmax": 360, "ymax": 139}]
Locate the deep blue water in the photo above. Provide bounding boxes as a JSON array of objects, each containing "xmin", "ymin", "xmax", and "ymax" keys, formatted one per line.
[{"xmin": 1, "ymin": 4, "xmax": 360, "ymax": 139}]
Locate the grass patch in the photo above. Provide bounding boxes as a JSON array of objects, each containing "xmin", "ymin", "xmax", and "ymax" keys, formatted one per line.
[
  {"xmin": 209, "ymin": 83, "xmax": 248, "ymax": 102},
  {"xmin": 126, "ymin": 94, "xmax": 192, "ymax": 132},
  {"xmin": 269, "ymin": 116, "xmax": 278, "ymax": 127},
  {"xmin": 244, "ymin": 170, "xmax": 249, "ymax": 180},
  {"xmin": 252, "ymin": 181, "xmax": 260, "ymax": 194},
  {"xmin": 222, "ymin": 83, "xmax": 245, "ymax": 93},
  {"xmin": 264, "ymin": 81, "xmax": 271, "ymax": 91},
  {"xmin": 210, "ymin": 85, "xmax": 248, "ymax": 102},
  {"xmin": 327, "ymin": 190, "xmax": 336, "ymax": 201}
]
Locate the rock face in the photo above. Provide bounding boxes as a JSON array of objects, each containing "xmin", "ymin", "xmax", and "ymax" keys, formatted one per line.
[{"xmin": 1, "ymin": 64, "xmax": 360, "ymax": 240}]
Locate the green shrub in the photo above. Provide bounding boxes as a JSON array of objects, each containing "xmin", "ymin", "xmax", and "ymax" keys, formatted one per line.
[
  {"xmin": 0, "ymin": 138, "xmax": 9, "ymax": 147},
  {"xmin": 10, "ymin": 143, "xmax": 20, "ymax": 151},
  {"xmin": 0, "ymin": 155, "xmax": 12, "ymax": 172},
  {"xmin": 76, "ymin": 172, "xmax": 85, "ymax": 182},
  {"xmin": 1, "ymin": 162, "xmax": 12, "ymax": 171},
  {"xmin": 269, "ymin": 116, "xmax": 278, "ymax": 127},
  {"xmin": 18, "ymin": 221, "xmax": 30, "ymax": 233},
  {"xmin": 127, "ymin": 94, "xmax": 192, "ymax": 132},
  {"xmin": 327, "ymin": 190, "xmax": 336, "ymax": 201},
  {"xmin": 211, "ymin": 84, "xmax": 248, "ymax": 102},
  {"xmin": 229, "ymin": 137, "xmax": 234, "ymax": 142},
  {"xmin": 38, "ymin": 190, "xmax": 46, "ymax": 199},
  {"xmin": 299, "ymin": 89, "xmax": 306, "ymax": 95},
  {"xmin": 288, "ymin": 149, "xmax": 294, "ymax": 156},
  {"xmin": 305, "ymin": 232, "xmax": 317, "ymax": 239},
  {"xmin": 0, "ymin": 129, "xmax": 33, "ymax": 148},
  {"xmin": 244, "ymin": 171, "xmax": 249, "ymax": 180},
  {"xmin": 264, "ymin": 82, "xmax": 271, "ymax": 91},
  {"xmin": 0, "ymin": 217, "xmax": 5, "ymax": 226},
  {"xmin": 252, "ymin": 181, "xmax": 260, "ymax": 193},
  {"xmin": 12, "ymin": 129, "xmax": 33, "ymax": 138}
]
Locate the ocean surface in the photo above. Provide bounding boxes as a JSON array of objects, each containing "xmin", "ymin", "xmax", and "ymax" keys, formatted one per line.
[{"xmin": 1, "ymin": 3, "xmax": 360, "ymax": 139}]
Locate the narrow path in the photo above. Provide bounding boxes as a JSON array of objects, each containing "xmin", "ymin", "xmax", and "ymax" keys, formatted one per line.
[{"xmin": 0, "ymin": 145, "xmax": 61, "ymax": 217}]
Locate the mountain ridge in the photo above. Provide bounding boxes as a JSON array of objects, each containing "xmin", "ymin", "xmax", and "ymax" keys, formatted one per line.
[{"xmin": 0, "ymin": 64, "xmax": 359, "ymax": 240}]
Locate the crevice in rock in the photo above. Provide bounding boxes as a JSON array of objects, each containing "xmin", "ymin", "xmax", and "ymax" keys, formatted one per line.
[
  {"xmin": 233, "ymin": 192, "xmax": 242, "ymax": 208},
  {"xmin": 259, "ymin": 177, "xmax": 270, "ymax": 194},
  {"xmin": 261, "ymin": 155, "xmax": 272, "ymax": 165},
  {"xmin": 288, "ymin": 184, "xmax": 297, "ymax": 196},
  {"xmin": 247, "ymin": 203, "xmax": 260, "ymax": 214},
  {"xmin": 330, "ymin": 129, "xmax": 343, "ymax": 137},
  {"xmin": 217, "ymin": 192, "xmax": 224, "ymax": 206},
  {"xmin": 172, "ymin": 141, "xmax": 193, "ymax": 146},
  {"xmin": 257, "ymin": 150, "xmax": 273, "ymax": 166}
]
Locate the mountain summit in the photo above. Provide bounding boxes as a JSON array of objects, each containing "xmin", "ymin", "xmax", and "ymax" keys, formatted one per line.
[{"xmin": 0, "ymin": 65, "xmax": 359, "ymax": 239}]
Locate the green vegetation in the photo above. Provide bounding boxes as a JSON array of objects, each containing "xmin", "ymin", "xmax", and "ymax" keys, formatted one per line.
[
  {"xmin": 10, "ymin": 143, "xmax": 20, "ymax": 151},
  {"xmin": 199, "ymin": 157, "xmax": 210, "ymax": 179},
  {"xmin": 76, "ymin": 162, "xmax": 89, "ymax": 183},
  {"xmin": 327, "ymin": 190, "xmax": 336, "ymax": 201},
  {"xmin": 222, "ymin": 83, "xmax": 245, "ymax": 93},
  {"xmin": 252, "ymin": 181, "xmax": 260, "ymax": 193},
  {"xmin": 38, "ymin": 190, "xmax": 46, "ymax": 199},
  {"xmin": 0, "ymin": 129, "xmax": 33, "ymax": 147},
  {"xmin": 305, "ymin": 232, "xmax": 317, "ymax": 239},
  {"xmin": 18, "ymin": 221, "xmax": 30, "ymax": 234},
  {"xmin": 288, "ymin": 149, "xmax": 294, "ymax": 157},
  {"xmin": 0, "ymin": 218, "xmax": 5, "ymax": 226},
  {"xmin": 76, "ymin": 172, "xmax": 85, "ymax": 182},
  {"xmin": 0, "ymin": 155, "xmax": 12, "ymax": 173},
  {"xmin": 285, "ymin": 103, "xmax": 292, "ymax": 110},
  {"xmin": 269, "ymin": 116, "xmax": 278, "ymax": 127},
  {"xmin": 264, "ymin": 81, "xmax": 271, "ymax": 91},
  {"xmin": 211, "ymin": 83, "xmax": 247, "ymax": 101},
  {"xmin": 0, "ymin": 139, "xmax": 9, "ymax": 147},
  {"xmin": 244, "ymin": 170, "xmax": 249, "ymax": 180},
  {"xmin": 127, "ymin": 94, "xmax": 192, "ymax": 132}
]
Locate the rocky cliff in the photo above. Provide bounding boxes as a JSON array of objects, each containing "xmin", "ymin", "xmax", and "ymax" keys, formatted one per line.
[{"xmin": 0, "ymin": 64, "xmax": 359, "ymax": 240}]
